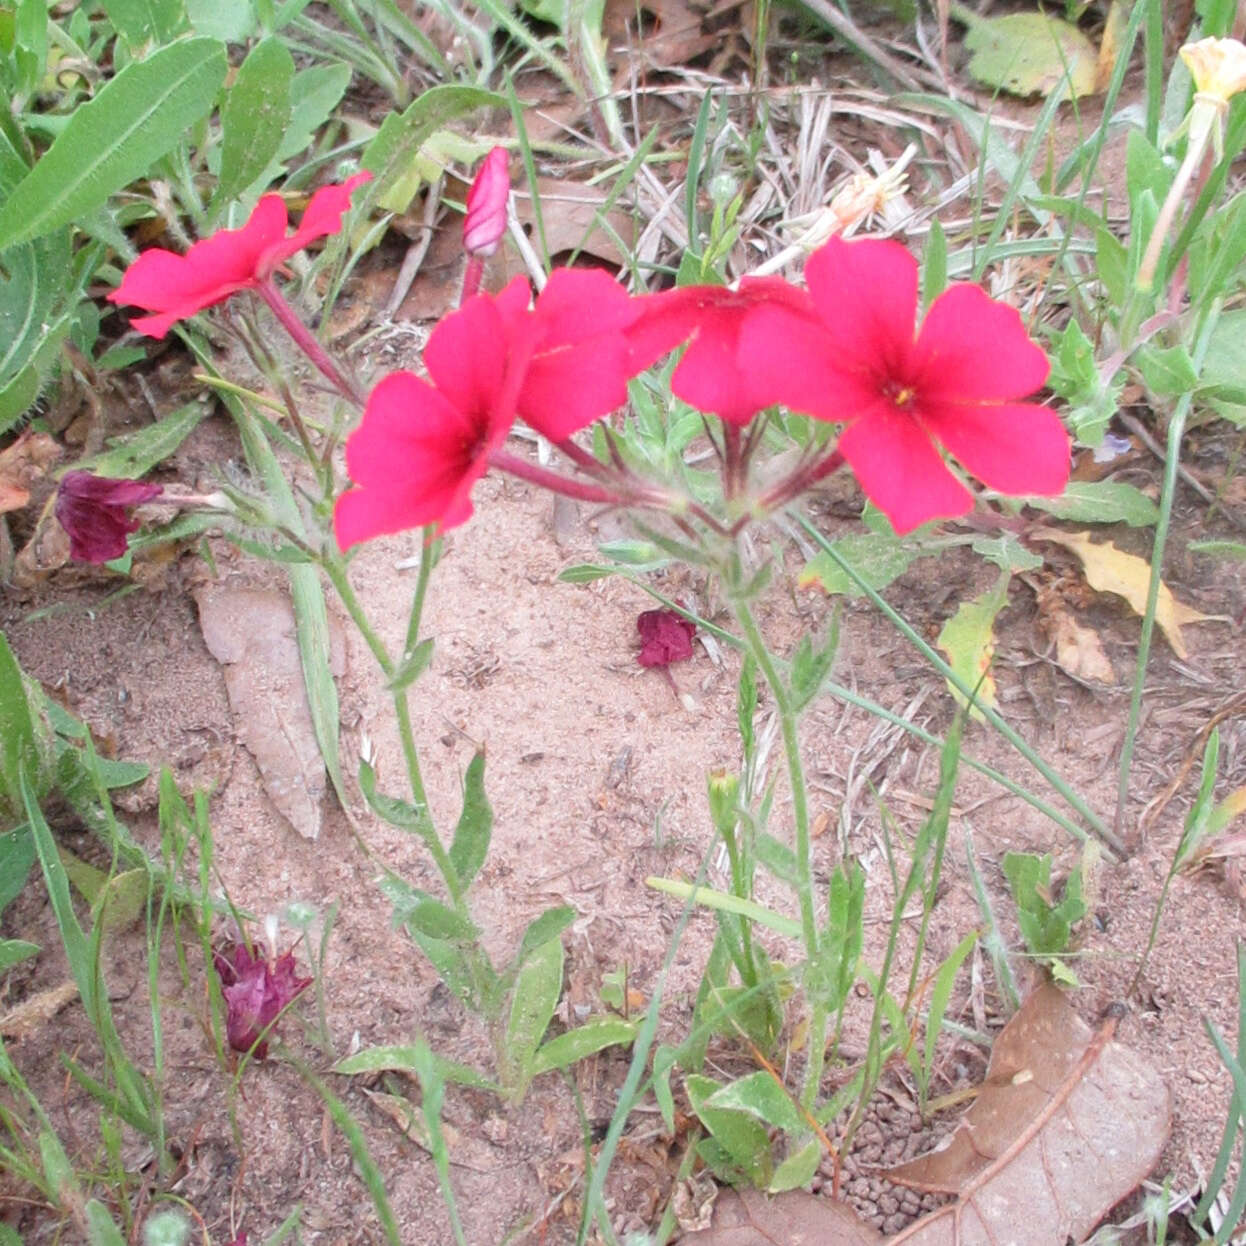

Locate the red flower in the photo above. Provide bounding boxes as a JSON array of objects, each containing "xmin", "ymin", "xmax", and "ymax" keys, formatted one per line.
[
  {"xmin": 503, "ymin": 268, "xmax": 648, "ymax": 440},
  {"xmin": 463, "ymin": 146, "xmax": 510, "ymax": 258},
  {"xmin": 334, "ymin": 286, "xmax": 535, "ymax": 547},
  {"xmin": 744, "ymin": 237, "xmax": 1070, "ymax": 533},
  {"xmin": 55, "ymin": 470, "xmax": 162, "ymax": 563},
  {"xmin": 108, "ymin": 173, "xmax": 372, "ymax": 339},
  {"xmin": 637, "ymin": 608, "xmax": 696, "ymax": 667},
  {"xmin": 213, "ymin": 936, "xmax": 311, "ymax": 1059},
  {"xmin": 625, "ymin": 278, "xmax": 817, "ymax": 425}
]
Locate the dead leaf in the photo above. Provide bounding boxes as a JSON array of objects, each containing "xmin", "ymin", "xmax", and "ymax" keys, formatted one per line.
[
  {"xmin": 0, "ymin": 981, "xmax": 79, "ymax": 1040},
  {"xmin": 886, "ymin": 983, "xmax": 1169, "ymax": 1245},
  {"xmin": 603, "ymin": 0, "xmax": 718, "ymax": 68},
  {"xmin": 196, "ymin": 588, "xmax": 345, "ymax": 840},
  {"xmin": 0, "ymin": 432, "xmax": 60, "ymax": 514},
  {"xmin": 1035, "ymin": 587, "xmax": 1115, "ymax": 685},
  {"xmin": 683, "ymin": 1186, "xmax": 883, "ymax": 1244},
  {"xmin": 510, "ymin": 176, "xmax": 636, "ymax": 269},
  {"xmin": 1034, "ymin": 527, "xmax": 1209, "ymax": 659}
]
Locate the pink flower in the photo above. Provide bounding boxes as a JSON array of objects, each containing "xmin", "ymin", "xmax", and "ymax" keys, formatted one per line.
[
  {"xmin": 745, "ymin": 237, "xmax": 1071, "ymax": 533},
  {"xmin": 637, "ymin": 608, "xmax": 696, "ymax": 667},
  {"xmin": 213, "ymin": 936, "xmax": 311, "ymax": 1059},
  {"xmin": 55, "ymin": 470, "xmax": 163, "ymax": 563},
  {"xmin": 108, "ymin": 173, "xmax": 372, "ymax": 339},
  {"xmin": 502, "ymin": 268, "xmax": 649, "ymax": 440},
  {"xmin": 334, "ymin": 287, "xmax": 534, "ymax": 547},
  {"xmin": 625, "ymin": 278, "xmax": 818, "ymax": 425},
  {"xmin": 463, "ymin": 146, "xmax": 510, "ymax": 258}
]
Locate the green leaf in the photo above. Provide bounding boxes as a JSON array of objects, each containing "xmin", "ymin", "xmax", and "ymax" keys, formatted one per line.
[
  {"xmin": 806, "ymin": 860, "xmax": 864, "ymax": 1011},
  {"xmin": 85, "ymin": 1201, "xmax": 127, "ymax": 1246},
  {"xmin": 769, "ymin": 1137, "xmax": 821, "ymax": 1194},
  {"xmin": 386, "ymin": 637, "xmax": 433, "ymax": 692},
  {"xmin": 1137, "ymin": 343, "xmax": 1198, "ymax": 398},
  {"xmin": 186, "ymin": 0, "xmax": 258, "ymax": 42},
  {"xmin": 789, "ymin": 610, "xmax": 839, "ymax": 711},
  {"xmin": 705, "ymin": 1070, "xmax": 805, "ymax": 1137},
  {"xmin": 0, "ymin": 828, "xmax": 35, "ymax": 915},
  {"xmin": 514, "ymin": 905, "xmax": 576, "ymax": 969},
  {"xmin": 407, "ymin": 898, "xmax": 477, "ymax": 943},
  {"xmin": 0, "ymin": 230, "xmax": 72, "ymax": 396},
  {"xmin": 212, "ymin": 36, "xmax": 294, "ymax": 213},
  {"xmin": 448, "ymin": 752, "xmax": 491, "ymax": 890},
  {"xmin": 502, "ymin": 936, "xmax": 563, "ymax": 1096},
  {"xmin": 0, "ymin": 633, "xmax": 43, "ymax": 817},
  {"xmin": 923, "ymin": 929, "xmax": 977, "ymax": 1083},
  {"xmin": 936, "ymin": 575, "xmax": 1008, "ymax": 720},
  {"xmin": 99, "ymin": 0, "xmax": 190, "ymax": 49},
  {"xmin": 1024, "ymin": 480, "xmax": 1159, "ymax": 528},
  {"xmin": 359, "ymin": 760, "xmax": 430, "ymax": 834},
  {"xmin": 953, "ymin": 6, "xmax": 1098, "ymax": 100},
  {"xmin": 0, "ymin": 39, "xmax": 228, "ymax": 249},
  {"xmin": 799, "ymin": 531, "xmax": 918, "ymax": 598},
  {"xmin": 361, "ymin": 85, "xmax": 503, "ymax": 210},
  {"xmin": 0, "ymin": 937, "xmax": 38, "ymax": 971},
  {"xmin": 79, "ymin": 401, "xmax": 206, "ymax": 478},
  {"xmin": 530, "ymin": 1015, "xmax": 637, "ymax": 1076},
  {"xmin": 333, "ymin": 1045, "xmax": 498, "ymax": 1091},
  {"xmin": 279, "ymin": 62, "xmax": 353, "ymax": 161},
  {"xmin": 646, "ymin": 876, "xmax": 802, "ymax": 938},
  {"xmin": 557, "ymin": 563, "xmax": 617, "ymax": 584},
  {"xmin": 686, "ymin": 1073, "xmax": 772, "ymax": 1186}
]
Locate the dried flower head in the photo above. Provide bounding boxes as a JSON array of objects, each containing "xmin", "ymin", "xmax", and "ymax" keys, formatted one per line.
[
  {"xmin": 1180, "ymin": 36, "xmax": 1246, "ymax": 105},
  {"xmin": 55, "ymin": 470, "xmax": 163, "ymax": 564},
  {"xmin": 213, "ymin": 933, "xmax": 311, "ymax": 1059},
  {"xmin": 637, "ymin": 609, "xmax": 696, "ymax": 668}
]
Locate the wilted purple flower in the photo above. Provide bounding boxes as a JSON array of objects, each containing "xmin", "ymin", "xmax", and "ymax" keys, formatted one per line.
[
  {"xmin": 55, "ymin": 470, "xmax": 162, "ymax": 564},
  {"xmin": 637, "ymin": 608, "xmax": 696, "ymax": 668},
  {"xmin": 463, "ymin": 146, "xmax": 510, "ymax": 259},
  {"xmin": 213, "ymin": 936, "xmax": 311, "ymax": 1059}
]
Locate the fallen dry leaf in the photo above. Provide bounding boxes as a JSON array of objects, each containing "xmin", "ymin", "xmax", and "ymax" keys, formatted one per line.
[
  {"xmin": 511, "ymin": 175, "xmax": 636, "ymax": 269},
  {"xmin": 887, "ymin": 983, "xmax": 1169, "ymax": 1245},
  {"xmin": 0, "ymin": 432, "xmax": 60, "ymax": 514},
  {"xmin": 682, "ymin": 1185, "xmax": 884, "ymax": 1245},
  {"xmin": 0, "ymin": 980, "xmax": 79, "ymax": 1040},
  {"xmin": 196, "ymin": 588, "xmax": 345, "ymax": 840},
  {"xmin": 1036, "ymin": 587, "xmax": 1115, "ymax": 685},
  {"xmin": 1034, "ymin": 527, "xmax": 1209, "ymax": 659}
]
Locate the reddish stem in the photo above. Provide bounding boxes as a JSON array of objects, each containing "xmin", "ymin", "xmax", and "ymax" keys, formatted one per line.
[
  {"xmin": 487, "ymin": 449, "xmax": 631, "ymax": 506},
  {"xmin": 256, "ymin": 280, "xmax": 364, "ymax": 407},
  {"xmin": 461, "ymin": 256, "xmax": 485, "ymax": 304}
]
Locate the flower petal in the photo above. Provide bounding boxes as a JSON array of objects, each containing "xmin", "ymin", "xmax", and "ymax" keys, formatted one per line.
[
  {"xmin": 423, "ymin": 295, "xmax": 509, "ymax": 424},
  {"xmin": 533, "ymin": 267, "xmax": 638, "ymax": 342},
  {"xmin": 267, "ymin": 171, "xmax": 372, "ymax": 273},
  {"xmin": 838, "ymin": 403, "xmax": 974, "ymax": 534},
  {"xmin": 920, "ymin": 399, "xmax": 1071, "ymax": 496},
  {"xmin": 742, "ymin": 304, "xmax": 882, "ymax": 423},
  {"xmin": 912, "ymin": 283, "xmax": 1049, "ymax": 402},
  {"xmin": 804, "ymin": 236, "xmax": 919, "ymax": 377},
  {"xmin": 519, "ymin": 336, "xmax": 633, "ymax": 439},
  {"xmin": 463, "ymin": 147, "xmax": 510, "ymax": 257}
]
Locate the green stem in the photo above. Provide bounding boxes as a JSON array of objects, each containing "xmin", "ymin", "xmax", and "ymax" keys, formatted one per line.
[
  {"xmin": 731, "ymin": 595, "xmax": 826, "ymax": 1105},
  {"xmin": 320, "ymin": 552, "xmax": 458, "ymax": 900},
  {"xmin": 1114, "ymin": 300, "xmax": 1222, "ymax": 843},
  {"xmin": 794, "ymin": 514, "xmax": 1122, "ymax": 856}
]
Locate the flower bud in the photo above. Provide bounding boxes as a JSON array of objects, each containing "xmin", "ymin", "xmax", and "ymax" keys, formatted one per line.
[
  {"xmin": 707, "ymin": 769, "xmax": 740, "ymax": 838},
  {"xmin": 463, "ymin": 146, "xmax": 510, "ymax": 259},
  {"xmin": 1180, "ymin": 36, "xmax": 1246, "ymax": 105}
]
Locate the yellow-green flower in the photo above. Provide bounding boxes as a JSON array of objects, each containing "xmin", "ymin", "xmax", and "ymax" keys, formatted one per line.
[{"xmin": 1180, "ymin": 36, "xmax": 1246, "ymax": 105}]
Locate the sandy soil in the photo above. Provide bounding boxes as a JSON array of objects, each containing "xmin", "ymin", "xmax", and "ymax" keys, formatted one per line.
[{"xmin": 3, "ymin": 388, "xmax": 1245, "ymax": 1243}]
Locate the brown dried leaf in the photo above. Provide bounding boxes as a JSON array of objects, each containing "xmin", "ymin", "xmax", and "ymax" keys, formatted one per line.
[
  {"xmin": 1034, "ymin": 527, "xmax": 1209, "ymax": 658},
  {"xmin": 0, "ymin": 980, "xmax": 79, "ymax": 1039},
  {"xmin": 196, "ymin": 588, "xmax": 345, "ymax": 841},
  {"xmin": 603, "ymin": 0, "xmax": 718, "ymax": 67},
  {"xmin": 1036, "ymin": 592, "xmax": 1115, "ymax": 685},
  {"xmin": 683, "ymin": 1186, "xmax": 885, "ymax": 1245},
  {"xmin": 0, "ymin": 432, "xmax": 60, "ymax": 514},
  {"xmin": 511, "ymin": 176, "xmax": 636, "ymax": 268},
  {"xmin": 887, "ymin": 983, "xmax": 1169, "ymax": 1245}
]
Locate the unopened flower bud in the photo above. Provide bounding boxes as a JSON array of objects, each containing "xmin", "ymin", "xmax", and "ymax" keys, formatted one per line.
[
  {"xmin": 707, "ymin": 769, "xmax": 740, "ymax": 837},
  {"xmin": 1180, "ymin": 36, "xmax": 1246, "ymax": 105},
  {"xmin": 463, "ymin": 146, "xmax": 510, "ymax": 259}
]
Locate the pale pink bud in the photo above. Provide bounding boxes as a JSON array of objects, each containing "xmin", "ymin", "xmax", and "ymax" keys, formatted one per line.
[{"xmin": 462, "ymin": 146, "xmax": 510, "ymax": 258}]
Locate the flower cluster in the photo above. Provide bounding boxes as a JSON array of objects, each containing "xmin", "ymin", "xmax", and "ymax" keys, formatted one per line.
[
  {"xmin": 213, "ymin": 933, "xmax": 311, "ymax": 1059},
  {"xmin": 99, "ymin": 159, "xmax": 1071, "ymax": 563}
]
